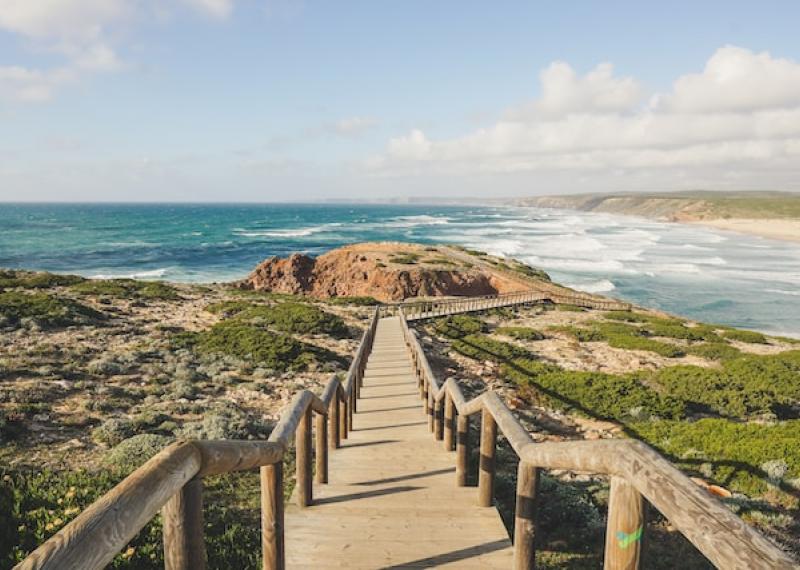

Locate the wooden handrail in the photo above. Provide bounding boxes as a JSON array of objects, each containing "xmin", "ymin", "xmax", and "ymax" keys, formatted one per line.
[
  {"xmin": 17, "ymin": 306, "xmax": 383, "ymax": 570},
  {"xmin": 397, "ymin": 308, "xmax": 797, "ymax": 570},
  {"xmin": 397, "ymin": 288, "xmax": 631, "ymax": 321}
]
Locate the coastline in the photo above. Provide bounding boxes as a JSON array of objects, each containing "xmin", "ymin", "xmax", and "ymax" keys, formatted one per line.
[{"xmin": 685, "ymin": 217, "xmax": 800, "ymax": 243}]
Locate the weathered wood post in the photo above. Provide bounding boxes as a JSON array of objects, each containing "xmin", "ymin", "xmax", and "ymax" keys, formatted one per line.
[
  {"xmin": 261, "ymin": 463, "xmax": 284, "ymax": 570},
  {"xmin": 434, "ymin": 398, "xmax": 444, "ymax": 441},
  {"xmin": 296, "ymin": 408, "xmax": 313, "ymax": 507},
  {"xmin": 163, "ymin": 479, "xmax": 205, "ymax": 570},
  {"xmin": 513, "ymin": 463, "xmax": 540, "ymax": 570},
  {"xmin": 444, "ymin": 391, "xmax": 456, "ymax": 451},
  {"xmin": 329, "ymin": 393, "xmax": 340, "ymax": 449},
  {"xmin": 348, "ymin": 387, "xmax": 355, "ymax": 431},
  {"xmin": 315, "ymin": 410, "xmax": 328, "ymax": 484},
  {"xmin": 456, "ymin": 413, "xmax": 469, "ymax": 486},
  {"xmin": 604, "ymin": 476, "xmax": 646, "ymax": 570},
  {"xmin": 339, "ymin": 397, "xmax": 348, "ymax": 440},
  {"xmin": 478, "ymin": 408, "xmax": 497, "ymax": 507}
]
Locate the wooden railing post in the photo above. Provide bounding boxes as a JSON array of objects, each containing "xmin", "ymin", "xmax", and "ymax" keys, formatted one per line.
[
  {"xmin": 315, "ymin": 410, "xmax": 328, "ymax": 484},
  {"xmin": 296, "ymin": 408, "xmax": 312, "ymax": 507},
  {"xmin": 478, "ymin": 407, "xmax": 497, "ymax": 507},
  {"xmin": 163, "ymin": 478, "xmax": 205, "ymax": 570},
  {"xmin": 513, "ymin": 463, "xmax": 540, "ymax": 570},
  {"xmin": 604, "ymin": 476, "xmax": 646, "ymax": 570},
  {"xmin": 444, "ymin": 392, "xmax": 455, "ymax": 451},
  {"xmin": 261, "ymin": 463, "xmax": 284, "ymax": 570},
  {"xmin": 456, "ymin": 414, "xmax": 469, "ymax": 486},
  {"xmin": 434, "ymin": 398, "xmax": 444, "ymax": 441},
  {"xmin": 329, "ymin": 395, "xmax": 340, "ymax": 449},
  {"xmin": 339, "ymin": 397, "xmax": 348, "ymax": 440}
]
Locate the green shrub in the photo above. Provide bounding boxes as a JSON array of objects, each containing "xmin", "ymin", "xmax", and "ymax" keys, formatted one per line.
[
  {"xmin": 647, "ymin": 351, "xmax": 800, "ymax": 419},
  {"xmin": 451, "ymin": 334, "xmax": 531, "ymax": 362},
  {"xmin": 603, "ymin": 310, "xmax": 652, "ymax": 323},
  {"xmin": 102, "ymin": 434, "xmax": 173, "ymax": 474},
  {"xmin": 0, "ymin": 270, "xmax": 85, "ymax": 289},
  {"xmin": 556, "ymin": 304, "xmax": 585, "ymax": 312},
  {"xmin": 434, "ymin": 315, "xmax": 486, "ymax": 339},
  {"xmin": 550, "ymin": 322, "xmax": 684, "ymax": 357},
  {"xmin": 0, "ymin": 292, "xmax": 103, "ymax": 329},
  {"xmin": 92, "ymin": 418, "xmax": 135, "ymax": 447},
  {"xmin": 388, "ymin": 253, "xmax": 421, "ymax": 264},
  {"xmin": 631, "ymin": 419, "xmax": 800, "ymax": 498},
  {"xmin": 505, "ymin": 362, "xmax": 686, "ymax": 421},
  {"xmin": 606, "ymin": 334, "xmax": 685, "ymax": 358},
  {"xmin": 178, "ymin": 404, "xmax": 272, "ymax": 440},
  {"xmin": 190, "ymin": 320, "xmax": 316, "ymax": 371},
  {"xmin": 495, "ymin": 326, "xmax": 546, "ymax": 341},
  {"xmin": 205, "ymin": 300, "xmax": 255, "ymax": 317},
  {"xmin": 234, "ymin": 303, "xmax": 347, "ymax": 337},
  {"xmin": 722, "ymin": 329, "xmax": 768, "ymax": 344},
  {"xmin": 686, "ymin": 342, "xmax": 742, "ymax": 361},
  {"xmin": 1, "ymin": 467, "xmax": 269, "ymax": 568},
  {"xmin": 72, "ymin": 279, "xmax": 180, "ymax": 300}
]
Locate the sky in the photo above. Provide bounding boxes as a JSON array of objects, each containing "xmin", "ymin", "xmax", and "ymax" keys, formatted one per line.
[{"xmin": 2, "ymin": 1, "xmax": 800, "ymax": 202}]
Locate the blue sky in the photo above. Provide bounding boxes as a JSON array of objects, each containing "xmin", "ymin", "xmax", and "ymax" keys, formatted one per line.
[{"xmin": 2, "ymin": 1, "xmax": 800, "ymax": 201}]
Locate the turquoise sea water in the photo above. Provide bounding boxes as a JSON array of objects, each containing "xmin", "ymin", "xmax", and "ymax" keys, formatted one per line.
[{"xmin": 1, "ymin": 203, "xmax": 798, "ymax": 337}]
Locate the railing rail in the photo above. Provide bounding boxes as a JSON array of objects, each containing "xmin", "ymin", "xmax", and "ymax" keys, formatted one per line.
[
  {"xmin": 397, "ymin": 308, "xmax": 796, "ymax": 570},
  {"xmin": 397, "ymin": 288, "xmax": 631, "ymax": 321},
  {"xmin": 17, "ymin": 307, "xmax": 382, "ymax": 570}
]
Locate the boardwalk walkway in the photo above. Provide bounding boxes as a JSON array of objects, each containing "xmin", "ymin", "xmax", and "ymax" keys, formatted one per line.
[{"xmin": 284, "ymin": 316, "xmax": 513, "ymax": 568}]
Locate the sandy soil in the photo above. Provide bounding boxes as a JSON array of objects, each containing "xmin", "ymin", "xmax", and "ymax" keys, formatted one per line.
[{"xmin": 690, "ymin": 218, "xmax": 800, "ymax": 242}]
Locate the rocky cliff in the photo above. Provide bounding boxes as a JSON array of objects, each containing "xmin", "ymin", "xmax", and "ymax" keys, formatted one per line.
[{"xmin": 238, "ymin": 242, "xmax": 545, "ymax": 302}]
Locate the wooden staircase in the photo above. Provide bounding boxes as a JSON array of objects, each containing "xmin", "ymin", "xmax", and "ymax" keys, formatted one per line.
[
  {"xmin": 16, "ymin": 294, "xmax": 797, "ymax": 570},
  {"xmin": 284, "ymin": 316, "xmax": 513, "ymax": 568}
]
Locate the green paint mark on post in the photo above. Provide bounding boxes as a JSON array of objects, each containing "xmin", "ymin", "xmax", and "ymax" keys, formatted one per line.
[{"xmin": 616, "ymin": 525, "xmax": 643, "ymax": 549}]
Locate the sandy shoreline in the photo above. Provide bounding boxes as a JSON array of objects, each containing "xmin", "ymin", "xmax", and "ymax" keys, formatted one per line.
[{"xmin": 688, "ymin": 218, "xmax": 800, "ymax": 242}]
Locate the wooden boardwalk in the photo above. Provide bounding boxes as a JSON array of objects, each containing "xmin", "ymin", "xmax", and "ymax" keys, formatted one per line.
[{"xmin": 284, "ymin": 316, "xmax": 513, "ymax": 568}]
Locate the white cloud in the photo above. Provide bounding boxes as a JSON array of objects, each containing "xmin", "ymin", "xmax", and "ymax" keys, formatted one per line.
[
  {"xmin": 0, "ymin": 1, "xmax": 235, "ymax": 102},
  {"xmin": 655, "ymin": 46, "xmax": 800, "ymax": 113},
  {"xmin": 512, "ymin": 61, "xmax": 642, "ymax": 118},
  {"xmin": 180, "ymin": 0, "xmax": 234, "ymax": 19},
  {"xmin": 372, "ymin": 46, "xmax": 800, "ymax": 190}
]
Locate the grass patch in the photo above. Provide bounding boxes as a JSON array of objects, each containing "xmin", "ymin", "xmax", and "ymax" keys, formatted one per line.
[
  {"xmin": 234, "ymin": 303, "xmax": 348, "ymax": 337},
  {"xmin": 631, "ymin": 418, "xmax": 800, "ymax": 499},
  {"xmin": 552, "ymin": 322, "xmax": 685, "ymax": 357},
  {"xmin": 72, "ymin": 279, "xmax": 180, "ymax": 300},
  {"xmin": 388, "ymin": 253, "xmax": 422, "ymax": 265},
  {"xmin": 495, "ymin": 326, "xmax": 546, "ymax": 341},
  {"xmin": 205, "ymin": 300, "xmax": 255, "ymax": 317},
  {"xmin": 722, "ymin": 329, "xmax": 768, "ymax": 344},
  {"xmin": 0, "ymin": 270, "xmax": 85, "ymax": 289},
  {"xmin": 451, "ymin": 334, "xmax": 531, "ymax": 362},
  {"xmin": 433, "ymin": 315, "xmax": 486, "ymax": 339},
  {"xmin": 647, "ymin": 351, "xmax": 800, "ymax": 419},
  {"xmin": 686, "ymin": 342, "xmax": 742, "ymax": 361},
  {"xmin": 505, "ymin": 361, "xmax": 686, "ymax": 421},
  {"xmin": 180, "ymin": 320, "xmax": 317, "ymax": 371},
  {"xmin": 0, "ymin": 292, "xmax": 103, "ymax": 329}
]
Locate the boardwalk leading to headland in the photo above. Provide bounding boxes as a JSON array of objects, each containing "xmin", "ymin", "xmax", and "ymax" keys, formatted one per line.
[
  {"xmin": 284, "ymin": 316, "xmax": 513, "ymax": 568},
  {"xmin": 17, "ymin": 294, "xmax": 797, "ymax": 570}
]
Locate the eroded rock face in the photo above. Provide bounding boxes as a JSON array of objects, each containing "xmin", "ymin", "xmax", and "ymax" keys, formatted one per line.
[{"xmin": 238, "ymin": 243, "xmax": 522, "ymax": 302}]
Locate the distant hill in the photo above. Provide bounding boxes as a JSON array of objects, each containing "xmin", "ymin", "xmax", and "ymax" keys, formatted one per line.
[{"xmin": 516, "ymin": 191, "xmax": 800, "ymax": 241}]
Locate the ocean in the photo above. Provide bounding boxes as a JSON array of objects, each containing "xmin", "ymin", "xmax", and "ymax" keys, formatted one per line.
[{"xmin": 1, "ymin": 202, "xmax": 798, "ymax": 337}]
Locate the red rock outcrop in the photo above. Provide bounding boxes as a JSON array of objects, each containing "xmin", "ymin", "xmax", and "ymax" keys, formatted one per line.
[{"xmin": 238, "ymin": 243, "xmax": 528, "ymax": 302}]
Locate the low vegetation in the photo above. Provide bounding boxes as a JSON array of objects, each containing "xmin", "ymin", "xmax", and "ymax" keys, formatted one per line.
[
  {"xmin": 433, "ymin": 315, "xmax": 486, "ymax": 339},
  {"xmin": 0, "ymin": 270, "xmax": 85, "ymax": 289},
  {"xmin": 72, "ymin": 279, "xmax": 180, "ymax": 301},
  {"xmin": 495, "ymin": 326, "xmax": 546, "ymax": 341},
  {"xmin": 0, "ymin": 291, "xmax": 103, "ymax": 329}
]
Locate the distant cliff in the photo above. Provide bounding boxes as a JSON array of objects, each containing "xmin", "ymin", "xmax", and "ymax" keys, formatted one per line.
[{"xmin": 516, "ymin": 192, "xmax": 800, "ymax": 242}]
